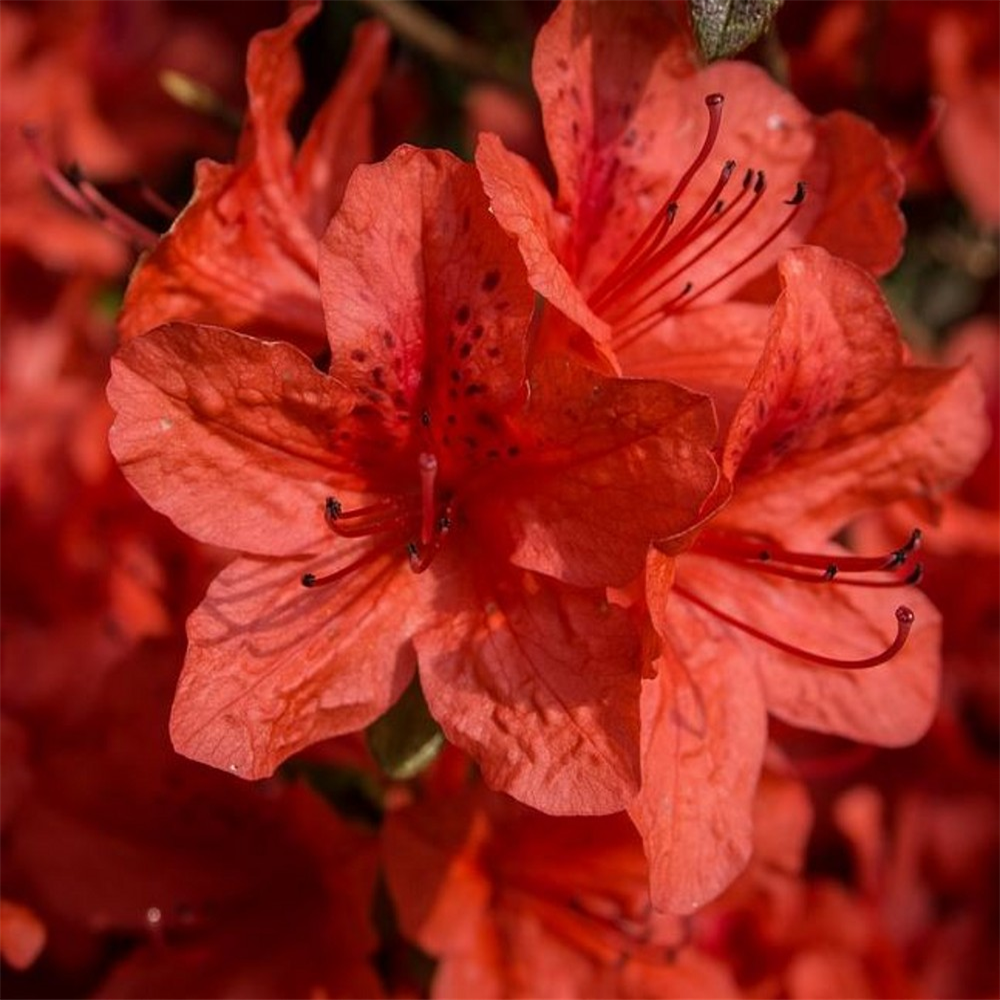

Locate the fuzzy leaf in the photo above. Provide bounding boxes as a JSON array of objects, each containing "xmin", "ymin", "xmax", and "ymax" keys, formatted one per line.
[{"xmin": 690, "ymin": 0, "xmax": 784, "ymax": 61}]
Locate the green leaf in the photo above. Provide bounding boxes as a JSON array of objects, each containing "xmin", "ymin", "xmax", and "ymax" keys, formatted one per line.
[
  {"xmin": 689, "ymin": 0, "xmax": 784, "ymax": 62},
  {"xmin": 366, "ymin": 674, "xmax": 445, "ymax": 781}
]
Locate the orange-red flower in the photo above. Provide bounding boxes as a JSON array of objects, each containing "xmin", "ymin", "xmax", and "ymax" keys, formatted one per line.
[
  {"xmin": 384, "ymin": 775, "xmax": 738, "ymax": 999},
  {"xmin": 475, "ymin": 0, "xmax": 905, "ymax": 369},
  {"xmin": 118, "ymin": 3, "xmax": 390, "ymax": 352},
  {"xmin": 108, "ymin": 146, "xmax": 720, "ymax": 815},
  {"xmin": 3, "ymin": 644, "xmax": 383, "ymax": 998},
  {"xmin": 629, "ymin": 247, "xmax": 990, "ymax": 913}
]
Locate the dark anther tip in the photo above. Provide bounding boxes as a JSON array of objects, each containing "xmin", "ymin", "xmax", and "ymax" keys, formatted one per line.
[
  {"xmin": 785, "ymin": 181, "xmax": 807, "ymax": 206},
  {"xmin": 301, "ymin": 573, "xmax": 317, "ymax": 588}
]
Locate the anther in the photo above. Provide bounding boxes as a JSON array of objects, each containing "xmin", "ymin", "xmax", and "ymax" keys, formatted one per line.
[
  {"xmin": 785, "ymin": 181, "xmax": 807, "ymax": 206},
  {"xmin": 301, "ymin": 573, "xmax": 317, "ymax": 587},
  {"xmin": 885, "ymin": 528, "xmax": 922, "ymax": 568},
  {"xmin": 325, "ymin": 497, "xmax": 342, "ymax": 521},
  {"xmin": 823, "ymin": 564, "xmax": 838, "ymax": 581}
]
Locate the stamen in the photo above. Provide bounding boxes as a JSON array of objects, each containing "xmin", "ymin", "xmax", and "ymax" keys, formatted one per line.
[
  {"xmin": 21, "ymin": 128, "xmax": 159, "ymax": 249},
  {"xmin": 595, "ymin": 159, "xmax": 738, "ymax": 321},
  {"xmin": 610, "ymin": 170, "xmax": 769, "ymax": 345},
  {"xmin": 587, "ymin": 93, "xmax": 726, "ymax": 308},
  {"xmin": 301, "ymin": 536, "xmax": 404, "ymax": 588},
  {"xmin": 678, "ymin": 180, "xmax": 807, "ymax": 311},
  {"xmin": 696, "ymin": 529, "xmax": 922, "ymax": 573},
  {"xmin": 323, "ymin": 495, "xmax": 415, "ymax": 539},
  {"xmin": 676, "ymin": 586, "xmax": 915, "ymax": 670}
]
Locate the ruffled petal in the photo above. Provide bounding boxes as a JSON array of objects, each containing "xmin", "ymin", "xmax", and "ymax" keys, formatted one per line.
[
  {"xmin": 118, "ymin": 8, "xmax": 387, "ymax": 351},
  {"xmin": 475, "ymin": 133, "xmax": 610, "ymax": 346},
  {"xmin": 108, "ymin": 325, "xmax": 356, "ymax": 556},
  {"xmin": 170, "ymin": 546, "xmax": 429, "ymax": 778},
  {"xmin": 629, "ymin": 550, "xmax": 767, "ymax": 914},
  {"xmin": 415, "ymin": 561, "xmax": 642, "ymax": 815},
  {"xmin": 722, "ymin": 247, "xmax": 990, "ymax": 534},
  {"xmin": 493, "ymin": 357, "xmax": 720, "ymax": 588},
  {"xmin": 319, "ymin": 145, "xmax": 535, "ymax": 434}
]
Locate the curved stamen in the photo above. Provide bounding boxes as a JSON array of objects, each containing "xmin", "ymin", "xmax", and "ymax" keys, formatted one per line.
[
  {"xmin": 324, "ymin": 494, "xmax": 417, "ymax": 539},
  {"xmin": 301, "ymin": 535, "xmax": 406, "ymax": 588},
  {"xmin": 587, "ymin": 94, "xmax": 726, "ymax": 308},
  {"xmin": 697, "ymin": 528, "xmax": 922, "ymax": 573},
  {"xmin": 21, "ymin": 128, "xmax": 159, "ymax": 248},
  {"xmin": 676, "ymin": 586, "xmax": 915, "ymax": 670},
  {"xmin": 743, "ymin": 559, "xmax": 924, "ymax": 588},
  {"xmin": 596, "ymin": 160, "xmax": 737, "ymax": 321},
  {"xmin": 616, "ymin": 170, "xmax": 766, "ymax": 328},
  {"xmin": 677, "ymin": 181, "xmax": 807, "ymax": 312}
]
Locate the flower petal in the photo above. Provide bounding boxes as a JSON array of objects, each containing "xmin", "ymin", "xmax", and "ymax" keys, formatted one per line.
[
  {"xmin": 722, "ymin": 247, "xmax": 990, "ymax": 534},
  {"xmin": 534, "ymin": 2, "xmax": 820, "ymax": 303},
  {"xmin": 319, "ymin": 145, "xmax": 535, "ymax": 421},
  {"xmin": 804, "ymin": 111, "xmax": 906, "ymax": 277},
  {"xmin": 108, "ymin": 324, "xmax": 355, "ymax": 555},
  {"xmin": 494, "ymin": 357, "xmax": 720, "ymax": 588},
  {"xmin": 415, "ymin": 562, "xmax": 642, "ymax": 815},
  {"xmin": 629, "ymin": 550, "xmax": 767, "ymax": 914},
  {"xmin": 118, "ymin": 8, "xmax": 387, "ymax": 351},
  {"xmin": 676, "ymin": 551, "xmax": 941, "ymax": 746},
  {"xmin": 475, "ymin": 132, "xmax": 610, "ymax": 346},
  {"xmin": 170, "ymin": 546, "xmax": 428, "ymax": 778}
]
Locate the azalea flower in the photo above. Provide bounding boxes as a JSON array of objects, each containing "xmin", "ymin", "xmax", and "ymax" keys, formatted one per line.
[
  {"xmin": 107, "ymin": 145, "xmax": 720, "ymax": 815},
  {"xmin": 783, "ymin": 0, "xmax": 1000, "ymax": 227},
  {"xmin": 628, "ymin": 246, "xmax": 990, "ymax": 912},
  {"xmin": 384, "ymin": 778, "xmax": 738, "ymax": 999},
  {"xmin": 118, "ymin": 2, "xmax": 390, "ymax": 352},
  {"xmin": 475, "ymin": 0, "xmax": 906, "ymax": 370}
]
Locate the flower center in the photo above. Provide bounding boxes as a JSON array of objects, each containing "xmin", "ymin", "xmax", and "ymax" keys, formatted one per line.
[
  {"xmin": 300, "ymin": 451, "xmax": 453, "ymax": 588},
  {"xmin": 586, "ymin": 94, "xmax": 807, "ymax": 351},
  {"xmin": 675, "ymin": 529, "xmax": 922, "ymax": 669}
]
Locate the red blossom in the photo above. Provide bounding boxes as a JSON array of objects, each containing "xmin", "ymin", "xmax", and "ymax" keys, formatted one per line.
[
  {"xmin": 475, "ymin": 0, "xmax": 906, "ymax": 365},
  {"xmin": 107, "ymin": 145, "xmax": 720, "ymax": 815},
  {"xmin": 3, "ymin": 644, "xmax": 383, "ymax": 998},
  {"xmin": 118, "ymin": 2, "xmax": 390, "ymax": 352},
  {"xmin": 629, "ymin": 246, "xmax": 990, "ymax": 912},
  {"xmin": 384, "ymin": 781, "xmax": 738, "ymax": 999}
]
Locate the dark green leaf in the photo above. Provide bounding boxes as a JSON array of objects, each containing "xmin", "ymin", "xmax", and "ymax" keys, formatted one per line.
[{"xmin": 689, "ymin": 0, "xmax": 784, "ymax": 61}]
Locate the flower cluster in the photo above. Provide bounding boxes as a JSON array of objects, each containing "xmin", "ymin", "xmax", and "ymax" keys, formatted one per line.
[{"xmin": 2, "ymin": 1, "xmax": 997, "ymax": 996}]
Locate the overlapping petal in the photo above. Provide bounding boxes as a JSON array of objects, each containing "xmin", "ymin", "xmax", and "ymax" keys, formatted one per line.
[
  {"xmin": 721, "ymin": 247, "xmax": 990, "ymax": 535},
  {"xmin": 629, "ymin": 551, "xmax": 768, "ymax": 914},
  {"xmin": 108, "ymin": 324, "xmax": 357, "ymax": 556},
  {"xmin": 477, "ymin": 0, "xmax": 905, "ymax": 351},
  {"xmin": 171, "ymin": 547, "xmax": 428, "ymax": 778},
  {"xmin": 415, "ymin": 561, "xmax": 642, "ymax": 815}
]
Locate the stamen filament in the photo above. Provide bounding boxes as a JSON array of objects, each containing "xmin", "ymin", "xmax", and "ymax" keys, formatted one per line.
[
  {"xmin": 611, "ymin": 169, "xmax": 767, "ymax": 334},
  {"xmin": 301, "ymin": 535, "xmax": 405, "ymax": 588},
  {"xmin": 676, "ymin": 585, "xmax": 915, "ymax": 670},
  {"xmin": 696, "ymin": 529, "xmax": 922, "ymax": 572},
  {"xmin": 324, "ymin": 494, "xmax": 417, "ymax": 538},
  {"xmin": 419, "ymin": 452, "xmax": 439, "ymax": 547},
  {"xmin": 678, "ymin": 181, "xmax": 807, "ymax": 311},
  {"xmin": 587, "ymin": 93, "xmax": 726, "ymax": 308},
  {"xmin": 596, "ymin": 160, "xmax": 737, "ymax": 321}
]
